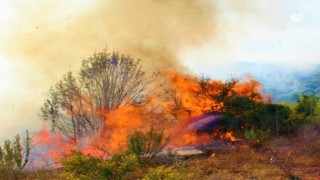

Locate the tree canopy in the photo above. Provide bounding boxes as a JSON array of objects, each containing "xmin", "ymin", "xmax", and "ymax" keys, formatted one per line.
[{"xmin": 41, "ymin": 51, "xmax": 153, "ymax": 142}]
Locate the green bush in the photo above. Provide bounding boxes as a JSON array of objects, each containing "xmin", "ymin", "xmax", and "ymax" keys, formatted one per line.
[
  {"xmin": 100, "ymin": 152, "xmax": 139, "ymax": 179},
  {"xmin": 284, "ymin": 95, "xmax": 320, "ymax": 134},
  {"xmin": 61, "ymin": 151, "xmax": 139, "ymax": 180},
  {"xmin": 221, "ymin": 96, "xmax": 291, "ymax": 137},
  {"xmin": 127, "ymin": 128, "xmax": 169, "ymax": 163},
  {"xmin": 143, "ymin": 165, "xmax": 187, "ymax": 180},
  {"xmin": 61, "ymin": 129, "xmax": 169, "ymax": 179},
  {"xmin": 0, "ymin": 131, "xmax": 31, "ymax": 179},
  {"xmin": 60, "ymin": 151, "xmax": 100, "ymax": 179},
  {"xmin": 0, "ymin": 130, "xmax": 31, "ymax": 171},
  {"xmin": 295, "ymin": 94, "xmax": 319, "ymax": 116},
  {"xmin": 244, "ymin": 128, "xmax": 271, "ymax": 146}
]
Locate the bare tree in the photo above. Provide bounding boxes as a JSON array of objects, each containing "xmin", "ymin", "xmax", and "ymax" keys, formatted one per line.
[{"xmin": 41, "ymin": 51, "xmax": 153, "ymax": 142}]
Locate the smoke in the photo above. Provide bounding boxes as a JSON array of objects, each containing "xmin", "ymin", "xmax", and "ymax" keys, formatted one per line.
[
  {"xmin": 0, "ymin": 0, "xmax": 219, "ymax": 141},
  {"xmin": 1, "ymin": 0, "xmax": 217, "ymax": 74},
  {"xmin": 4, "ymin": 0, "xmax": 310, "ymax": 142}
]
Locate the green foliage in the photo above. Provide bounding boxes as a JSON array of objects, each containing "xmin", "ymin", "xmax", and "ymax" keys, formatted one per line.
[
  {"xmin": 102, "ymin": 152, "xmax": 139, "ymax": 179},
  {"xmin": 127, "ymin": 128, "xmax": 169, "ymax": 163},
  {"xmin": 61, "ymin": 129, "xmax": 170, "ymax": 179},
  {"xmin": 79, "ymin": 51, "xmax": 151, "ymax": 110},
  {"xmin": 61, "ymin": 151, "xmax": 100, "ymax": 179},
  {"xmin": 0, "ymin": 131, "xmax": 32, "ymax": 179},
  {"xmin": 143, "ymin": 165, "xmax": 186, "ymax": 180},
  {"xmin": 295, "ymin": 94, "xmax": 319, "ymax": 116},
  {"xmin": 61, "ymin": 151, "xmax": 139, "ymax": 180},
  {"xmin": 0, "ymin": 130, "xmax": 31, "ymax": 171},
  {"xmin": 221, "ymin": 96, "xmax": 291, "ymax": 138},
  {"xmin": 284, "ymin": 95, "xmax": 320, "ymax": 134},
  {"xmin": 286, "ymin": 113, "xmax": 313, "ymax": 130}
]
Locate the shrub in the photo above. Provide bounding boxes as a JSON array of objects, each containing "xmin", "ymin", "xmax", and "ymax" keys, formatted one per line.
[
  {"xmin": 244, "ymin": 128, "xmax": 271, "ymax": 147},
  {"xmin": 143, "ymin": 165, "xmax": 187, "ymax": 180},
  {"xmin": 285, "ymin": 95, "xmax": 320, "ymax": 134},
  {"xmin": 61, "ymin": 129, "xmax": 169, "ymax": 179},
  {"xmin": 60, "ymin": 151, "xmax": 100, "ymax": 179},
  {"xmin": 221, "ymin": 97, "xmax": 291, "ymax": 137},
  {"xmin": 61, "ymin": 151, "xmax": 139, "ymax": 180},
  {"xmin": 127, "ymin": 128, "xmax": 169, "ymax": 163},
  {"xmin": 295, "ymin": 94, "xmax": 319, "ymax": 116},
  {"xmin": 0, "ymin": 130, "xmax": 31, "ymax": 171},
  {"xmin": 0, "ymin": 131, "xmax": 31, "ymax": 179},
  {"xmin": 99, "ymin": 152, "xmax": 139, "ymax": 179}
]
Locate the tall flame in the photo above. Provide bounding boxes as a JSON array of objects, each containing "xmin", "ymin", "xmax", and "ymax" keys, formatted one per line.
[{"xmin": 32, "ymin": 72, "xmax": 265, "ymax": 166}]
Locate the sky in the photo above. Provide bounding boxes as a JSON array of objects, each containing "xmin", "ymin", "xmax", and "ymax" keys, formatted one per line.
[
  {"xmin": 181, "ymin": 0, "xmax": 320, "ymax": 76},
  {"xmin": 0, "ymin": 0, "xmax": 319, "ymax": 142}
]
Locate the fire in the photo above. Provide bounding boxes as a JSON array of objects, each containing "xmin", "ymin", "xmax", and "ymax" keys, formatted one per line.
[
  {"xmin": 32, "ymin": 125, "xmax": 76, "ymax": 167},
  {"xmin": 182, "ymin": 133, "xmax": 198, "ymax": 145},
  {"xmin": 166, "ymin": 72, "xmax": 225, "ymax": 116},
  {"xmin": 91, "ymin": 105, "xmax": 144, "ymax": 155},
  {"xmin": 32, "ymin": 71, "xmax": 265, "ymax": 166},
  {"xmin": 180, "ymin": 132, "xmax": 211, "ymax": 146},
  {"xmin": 32, "ymin": 105, "xmax": 145, "ymax": 166},
  {"xmin": 219, "ymin": 131, "xmax": 238, "ymax": 142}
]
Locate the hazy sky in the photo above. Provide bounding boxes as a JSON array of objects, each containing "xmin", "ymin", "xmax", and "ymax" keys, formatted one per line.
[
  {"xmin": 181, "ymin": 0, "xmax": 320, "ymax": 75},
  {"xmin": 0, "ymin": 0, "xmax": 319, "ymax": 141}
]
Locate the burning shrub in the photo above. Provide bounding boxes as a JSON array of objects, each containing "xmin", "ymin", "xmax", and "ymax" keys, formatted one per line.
[
  {"xmin": 0, "ymin": 131, "xmax": 32, "ymax": 176},
  {"xmin": 127, "ymin": 128, "xmax": 169, "ymax": 163}
]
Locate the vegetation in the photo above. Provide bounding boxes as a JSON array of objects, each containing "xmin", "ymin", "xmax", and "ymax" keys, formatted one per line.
[
  {"xmin": 41, "ymin": 50, "xmax": 153, "ymax": 142},
  {"xmin": 263, "ymin": 66, "xmax": 320, "ymax": 102},
  {"xmin": 3, "ymin": 50, "xmax": 319, "ymax": 179},
  {"xmin": 60, "ymin": 129, "xmax": 173, "ymax": 180},
  {"xmin": 0, "ymin": 131, "xmax": 32, "ymax": 179},
  {"xmin": 295, "ymin": 94, "xmax": 319, "ymax": 116},
  {"xmin": 192, "ymin": 77, "xmax": 292, "ymax": 143},
  {"xmin": 143, "ymin": 165, "xmax": 189, "ymax": 180},
  {"xmin": 50, "ymin": 103, "xmax": 319, "ymax": 180},
  {"xmin": 127, "ymin": 128, "xmax": 169, "ymax": 163},
  {"xmin": 56, "ymin": 131, "xmax": 319, "ymax": 180},
  {"xmin": 60, "ymin": 151, "xmax": 140, "ymax": 180},
  {"xmin": 223, "ymin": 97, "xmax": 289, "ymax": 129}
]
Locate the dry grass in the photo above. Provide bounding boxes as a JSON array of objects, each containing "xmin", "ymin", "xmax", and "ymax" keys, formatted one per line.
[
  {"xmin": 175, "ymin": 132, "xmax": 319, "ymax": 180},
  {"xmin": 176, "ymin": 148, "xmax": 283, "ymax": 179},
  {"xmin": 17, "ymin": 128, "xmax": 320, "ymax": 180}
]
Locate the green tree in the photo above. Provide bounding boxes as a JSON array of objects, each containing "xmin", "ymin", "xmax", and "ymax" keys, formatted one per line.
[
  {"xmin": 41, "ymin": 50, "xmax": 153, "ymax": 142},
  {"xmin": 295, "ymin": 94, "xmax": 319, "ymax": 116},
  {"xmin": 0, "ymin": 131, "xmax": 32, "ymax": 171}
]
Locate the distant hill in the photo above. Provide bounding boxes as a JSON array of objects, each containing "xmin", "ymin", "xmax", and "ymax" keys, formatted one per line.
[
  {"xmin": 206, "ymin": 62, "xmax": 320, "ymax": 102},
  {"xmin": 238, "ymin": 62, "xmax": 320, "ymax": 102}
]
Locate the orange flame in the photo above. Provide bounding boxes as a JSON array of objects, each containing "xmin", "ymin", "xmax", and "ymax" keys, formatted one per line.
[
  {"xmin": 219, "ymin": 131, "xmax": 239, "ymax": 142},
  {"xmin": 179, "ymin": 132, "xmax": 211, "ymax": 146},
  {"xmin": 32, "ymin": 125, "xmax": 76, "ymax": 167},
  {"xmin": 33, "ymin": 71, "xmax": 265, "ymax": 166}
]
